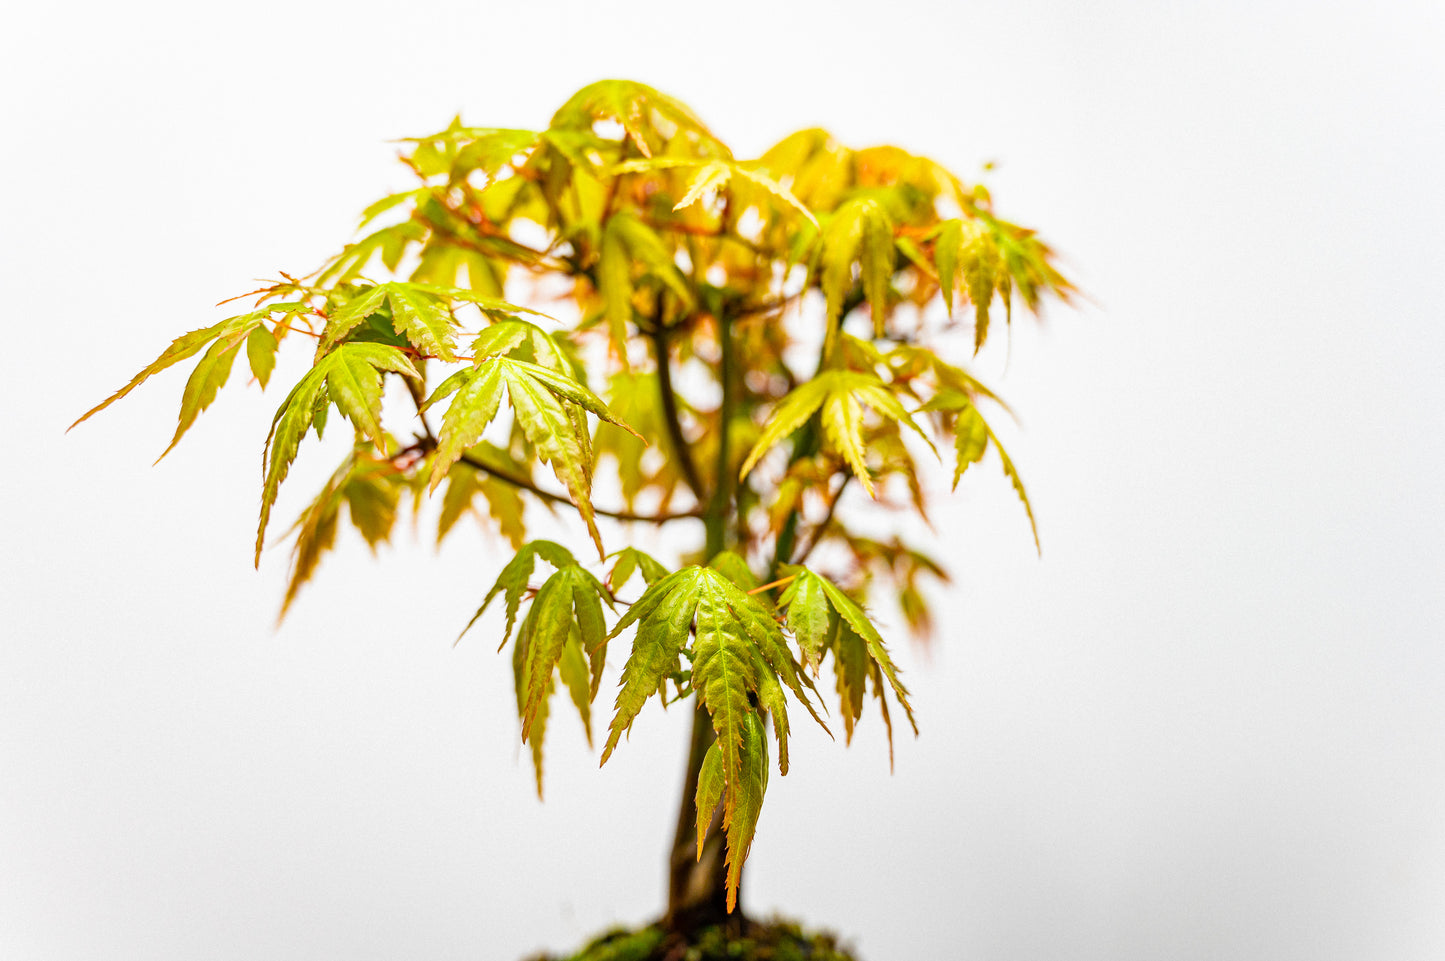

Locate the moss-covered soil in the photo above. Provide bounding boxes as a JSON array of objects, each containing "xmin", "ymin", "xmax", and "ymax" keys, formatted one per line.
[{"xmin": 526, "ymin": 918, "xmax": 862, "ymax": 961}]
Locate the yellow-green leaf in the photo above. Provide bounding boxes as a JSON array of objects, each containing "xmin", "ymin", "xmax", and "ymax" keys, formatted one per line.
[{"xmin": 256, "ymin": 344, "xmax": 418, "ymax": 565}]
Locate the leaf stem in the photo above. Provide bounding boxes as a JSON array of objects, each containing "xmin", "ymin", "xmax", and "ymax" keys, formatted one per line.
[{"xmin": 746, "ymin": 574, "xmax": 796, "ymax": 596}]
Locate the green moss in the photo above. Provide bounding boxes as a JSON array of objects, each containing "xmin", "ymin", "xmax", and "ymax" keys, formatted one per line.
[{"xmin": 532, "ymin": 918, "xmax": 861, "ymax": 961}]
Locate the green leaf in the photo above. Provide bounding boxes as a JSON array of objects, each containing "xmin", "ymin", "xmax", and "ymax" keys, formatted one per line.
[
  {"xmin": 952, "ymin": 403, "xmax": 989, "ymax": 488},
  {"xmin": 916, "ymin": 389, "xmax": 1036, "ymax": 552},
  {"xmin": 70, "ymin": 322, "xmax": 228, "ymax": 431},
  {"xmin": 319, "ymin": 282, "xmax": 458, "ymax": 361},
  {"xmin": 520, "ymin": 567, "xmax": 584, "ymax": 739},
  {"xmin": 778, "ymin": 572, "xmax": 830, "ymax": 671},
  {"xmin": 821, "ymin": 198, "xmax": 893, "ymax": 340},
  {"xmin": 356, "ymin": 188, "xmax": 426, "ymax": 231},
  {"xmin": 511, "ymin": 359, "xmax": 635, "ymax": 432},
  {"xmin": 598, "ymin": 217, "xmax": 634, "ymax": 364},
  {"xmin": 695, "ymin": 741, "xmax": 725, "ymax": 858},
  {"xmin": 383, "ymin": 282, "xmax": 457, "ymax": 361},
  {"xmin": 278, "ymin": 451, "xmax": 400, "ymax": 617},
  {"xmin": 934, "ymin": 218, "xmax": 1006, "ymax": 351},
  {"xmin": 729, "ymin": 162, "xmax": 820, "ymax": 228},
  {"xmin": 451, "ymin": 129, "xmax": 539, "ymax": 182},
  {"xmin": 600, "ymin": 568, "xmax": 702, "ymax": 764},
  {"xmin": 279, "ymin": 453, "xmax": 350, "ymax": 619},
  {"xmin": 691, "ymin": 711, "xmax": 769, "ymax": 914},
  {"xmin": 550, "ymin": 79, "xmax": 722, "ymax": 158},
  {"xmin": 673, "ymin": 159, "xmax": 732, "ymax": 211},
  {"xmin": 605, "ymin": 212, "xmax": 693, "ymax": 308},
  {"xmin": 831, "ymin": 615, "xmax": 869, "ymax": 742},
  {"xmin": 72, "ymin": 303, "xmax": 298, "ymax": 435},
  {"xmin": 245, "ymin": 324, "xmax": 278, "ymax": 389},
  {"xmin": 512, "ymin": 617, "xmax": 553, "ymax": 799},
  {"xmin": 156, "ymin": 333, "xmax": 241, "ymax": 462},
  {"xmin": 781, "ymin": 568, "xmax": 916, "ymax": 757},
  {"xmin": 620, "ymin": 156, "xmax": 819, "ymax": 228},
  {"xmin": 820, "ymin": 390, "xmax": 869, "ymax": 495},
  {"xmin": 740, "ymin": 369, "xmax": 932, "ymax": 497},
  {"xmin": 341, "ymin": 458, "xmax": 401, "ymax": 550},
  {"xmin": 982, "ymin": 419, "xmax": 1040, "ymax": 555},
  {"xmin": 558, "ymin": 626, "xmax": 594, "ymax": 746},
  {"xmin": 479, "ymin": 475, "xmax": 528, "ymax": 549},
  {"xmin": 426, "ymin": 362, "xmax": 507, "ymax": 489},
  {"xmin": 811, "ymin": 572, "xmax": 917, "ymax": 735},
  {"xmin": 934, "ymin": 219, "xmax": 962, "ymax": 316},
  {"xmin": 736, "ymin": 376, "xmax": 831, "ymax": 481},
  {"xmin": 427, "ymin": 357, "xmax": 635, "ymax": 557},
  {"xmin": 707, "ymin": 550, "xmax": 760, "ymax": 592},
  {"xmin": 439, "ymin": 459, "xmax": 531, "ymax": 549},
  {"xmin": 603, "ymin": 567, "xmax": 820, "ymax": 789},
  {"xmin": 962, "ymin": 224, "xmax": 1000, "ymax": 352},
  {"xmin": 320, "ymin": 285, "xmax": 388, "ymax": 352},
  {"xmin": 691, "ymin": 573, "xmax": 762, "ymax": 813},
  {"xmin": 469, "ymin": 319, "xmax": 573, "ymax": 373},
  {"xmin": 723, "ymin": 711, "xmax": 768, "ymax": 912},
  {"xmin": 606, "ymin": 547, "xmax": 670, "ymax": 592},
  {"xmin": 317, "ymin": 221, "xmax": 427, "ymax": 285},
  {"xmin": 462, "ymin": 539, "xmax": 577, "ymax": 645},
  {"xmin": 501, "ymin": 362, "xmax": 604, "ymax": 556},
  {"xmin": 415, "ymin": 285, "xmax": 554, "ymax": 321},
  {"xmin": 256, "ymin": 344, "xmax": 418, "ymax": 565}
]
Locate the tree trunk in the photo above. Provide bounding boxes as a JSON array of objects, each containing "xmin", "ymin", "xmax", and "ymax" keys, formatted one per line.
[{"xmin": 663, "ymin": 702, "xmax": 741, "ymax": 934}]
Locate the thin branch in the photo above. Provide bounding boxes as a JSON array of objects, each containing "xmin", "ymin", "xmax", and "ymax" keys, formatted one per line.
[
  {"xmin": 791, "ymin": 474, "xmax": 851, "ymax": 566},
  {"xmin": 412, "ymin": 210, "xmax": 573, "ymax": 274},
  {"xmin": 648, "ymin": 322, "xmax": 705, "ymax": 501},
  {"xmin": 403, "ymin": 425, "xmax": 697, "ymax": 525},
  {"xmin": 456, "ymin": 450, "xmax": 697, "ymax": 523},
  {"xmin": 733, "ymin": 290, "xmax": 805, "ymax": 321},
  {"xmin": 703, "ymin": 311, "xmax": 736, "ymax": 559}
]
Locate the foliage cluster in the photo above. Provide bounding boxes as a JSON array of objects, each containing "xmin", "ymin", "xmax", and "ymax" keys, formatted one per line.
[{"xmin": 73, "ymin": 80, "xmax": 1072, "ymax": 914}]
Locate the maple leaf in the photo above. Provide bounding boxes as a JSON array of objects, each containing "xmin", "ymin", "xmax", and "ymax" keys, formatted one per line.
[
  {"xmin": 279, "ymin": 449, "xmax": 402, "ymax": 617},
  {"xmin": 917, "ymin": 391, "xmax": 1039, "ymax": 554},
  {"xmin": 694, "ymin": 710, "xmax": 769, "ymax": 913},
  {"xmin": 779, "ymin": 568, "xmax": 917, "ymax": 755},
  {"xmin": 738, "ymin": 369, "xmax": 937, "ymax": 497},
  {"xmin": 614, "ymin": 157, "xmax": 819, "ymax": 229},
  {"xmin": 821, "ymin": 197, "xmax": 894, "ymax": 340},
  {"xmin": 424, "ymin": 354, "xmax": 638, "ymax": 557},
  {"xmin": 318, "ymin": 282, "xmax": 460, "ymax": 361},
  {"xmin": 601, "ymin": 562, "xmax": 827, "ymax": 911},
  {"xmin": 463, "ymin": 540, "xmax": 614, "ymax": 794},
  {"xmin": 69, "ymin": 303, "xmax": 312, "ymax": 454},
  {"xmin": 605, "ymin": 546, "xmax": 671, "ymax": 593},
  {"xmin": 256, "ymin": 343, "xmax": 419, "ymax": 566},
  {"xmin": 598, "ymin": 212, "xmax": 694, "ymax": 363},
  {"xmin": 550, "ymin": 79, "xmax": 724, "ymax": 159}
]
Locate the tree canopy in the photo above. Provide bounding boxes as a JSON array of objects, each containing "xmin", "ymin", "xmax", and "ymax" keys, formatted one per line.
[{"xmin": 72, "ymin": 79, "xmax": 1073, "ymax": 916}]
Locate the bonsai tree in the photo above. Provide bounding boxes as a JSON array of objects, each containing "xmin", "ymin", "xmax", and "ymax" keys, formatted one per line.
[{"xmin": 72, "ymin": 80, "xmax": 1072, "ymax": 949}]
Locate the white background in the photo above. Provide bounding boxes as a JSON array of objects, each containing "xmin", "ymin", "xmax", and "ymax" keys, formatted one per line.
[{"xmin": 4, "ymin": 1, "xmax": 1444, "ymax": 959}]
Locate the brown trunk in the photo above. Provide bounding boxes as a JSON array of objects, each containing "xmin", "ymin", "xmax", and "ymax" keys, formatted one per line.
[{"xmin": 663, "ymin": 703, "xmax": 743, "ymax": 935}]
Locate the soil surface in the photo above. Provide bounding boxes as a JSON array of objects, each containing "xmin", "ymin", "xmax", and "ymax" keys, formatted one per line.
[{"xmin": 526, "ymin": 918, "xmax": 863, "ymax": 961}]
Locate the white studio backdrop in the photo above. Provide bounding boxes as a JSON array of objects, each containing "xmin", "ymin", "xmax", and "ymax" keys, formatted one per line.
[{"xmin": 3, "ymin": 1, "xmax": 1444, "ymax": 959}]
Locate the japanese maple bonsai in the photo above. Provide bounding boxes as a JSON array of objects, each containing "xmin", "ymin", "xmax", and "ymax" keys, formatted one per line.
[{"xmin": 73, "ymin": 80, "xmax": 1073, "ymax": 954}]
